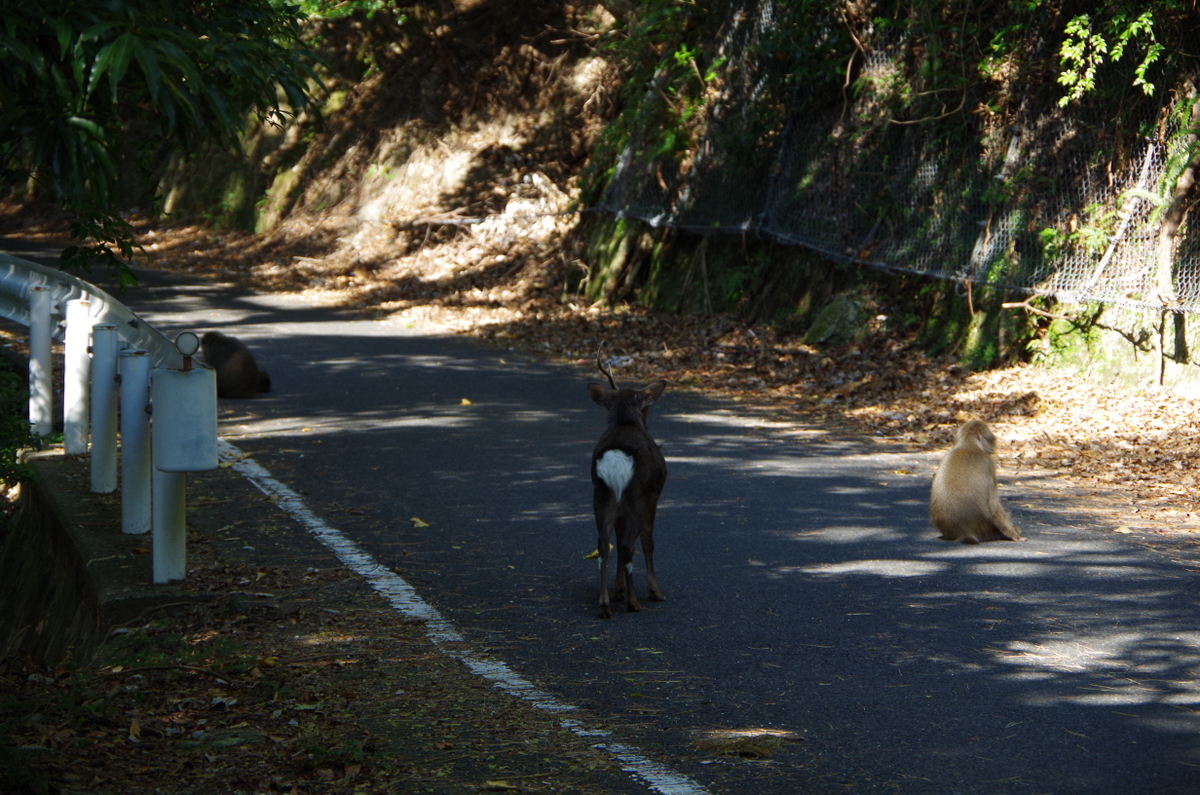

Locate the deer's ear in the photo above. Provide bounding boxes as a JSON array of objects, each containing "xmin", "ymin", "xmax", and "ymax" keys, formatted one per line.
[
  {"xmin": 587, "ymin": 383, "xmax": 609, "ymax": 406},
  {"xmin": 641, "ymin": 380, "xmax": 667, "ymax": 403}
]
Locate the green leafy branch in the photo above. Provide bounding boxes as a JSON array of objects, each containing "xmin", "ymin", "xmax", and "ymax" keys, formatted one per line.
[
  {"xmin": 0, "ymin": 0, "xmax": 324, "ymax": 281},
  {"xmin": 1057, "ymin": 9, "xmax": 1163, "ymax": 107}
]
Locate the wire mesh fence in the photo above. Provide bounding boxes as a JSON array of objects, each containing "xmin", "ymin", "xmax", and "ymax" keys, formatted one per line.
[{"xmin": 599, "ymin": 5, "xmax": 1200, "ymax": 314}]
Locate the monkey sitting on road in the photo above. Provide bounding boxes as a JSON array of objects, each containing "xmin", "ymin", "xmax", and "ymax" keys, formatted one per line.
[
  {"xmin": 200, "ymin": 331, "xmax": 271, "ymax": 399},
  {"xmin": 930, "ymin": 419, "xmax": 1024, "ymax": 544}
]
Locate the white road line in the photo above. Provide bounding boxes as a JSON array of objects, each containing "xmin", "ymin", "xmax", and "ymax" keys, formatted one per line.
[{"xmin": 217, "ymin": 439, "xmax": 712, "ymax": 795}]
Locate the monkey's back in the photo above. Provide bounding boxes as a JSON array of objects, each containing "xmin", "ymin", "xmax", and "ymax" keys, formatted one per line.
[{"xmin": 930, "ymin": 447, "xmax": 1008, "ymax": 543}]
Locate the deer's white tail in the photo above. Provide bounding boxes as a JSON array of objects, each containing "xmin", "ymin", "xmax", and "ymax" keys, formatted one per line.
[{"xmin": 595, "ymin": 449, "xmax": 635, "ymax": 502}]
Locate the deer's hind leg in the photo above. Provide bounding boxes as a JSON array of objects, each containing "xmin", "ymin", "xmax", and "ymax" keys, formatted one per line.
[
  {"xmin": 640, "ymin": 504, "xmax": 665, "ymax": 602},
  {"xmin": 612, "ymin": 515, "xmax": 643, "ymax": 612},
  {"xmin": 594, "ymin": 498, "xmax": 617, "ymax": 619}
]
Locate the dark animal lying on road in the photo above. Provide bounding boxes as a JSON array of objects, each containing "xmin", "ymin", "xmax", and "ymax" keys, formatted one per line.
[
  {"xmin": 200, "ymin": 331, "xmax": 272, "ymax": 399},
  {"xmin": 588, "ymin": 357, "xmax": 668, "ymax": 618}
]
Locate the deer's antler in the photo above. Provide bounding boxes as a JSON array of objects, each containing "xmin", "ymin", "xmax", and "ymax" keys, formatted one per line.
[{"xmin": 596, "ymin": 346, "xmax": 618, "ymax": 390}]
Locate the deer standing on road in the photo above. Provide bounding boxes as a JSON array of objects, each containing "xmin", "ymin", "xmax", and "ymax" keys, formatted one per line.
[{"xmin": 588, "ymin": 360, "xmax": 668, "ymax": 618}]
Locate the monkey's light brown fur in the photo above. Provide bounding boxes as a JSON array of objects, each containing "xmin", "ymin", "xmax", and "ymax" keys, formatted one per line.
[{"xmin": 930, "ymin": 419, "xmax": 1024, "ymax": 544}]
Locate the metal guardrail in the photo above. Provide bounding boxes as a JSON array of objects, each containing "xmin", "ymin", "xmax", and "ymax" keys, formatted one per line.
[
  {"xmin": 0, "ymin": 252, "xmax": 182, "ymax": 369},
  {"xmin": 0, "ymin": 251, "xmax": 214, "ymax": 584}
]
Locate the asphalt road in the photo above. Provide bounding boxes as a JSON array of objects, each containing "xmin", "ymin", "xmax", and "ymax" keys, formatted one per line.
[{"xmin": 7, "ymin": 246, "xmax": 1200, "ymax": 794}]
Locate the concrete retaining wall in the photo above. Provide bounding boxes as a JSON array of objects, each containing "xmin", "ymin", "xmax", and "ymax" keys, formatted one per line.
[{"xmin": 0, "ymin": 451, "xmax": 197, "ymax": 666}]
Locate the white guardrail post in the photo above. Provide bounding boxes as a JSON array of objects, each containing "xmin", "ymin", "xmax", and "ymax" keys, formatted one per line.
[
  {"xmin": 119, "ymin": 350, "xmax": 151, "ymax": 535},
  {"xmin": 28, "ymin": 285, "xmax": 52, "ymax": 437},
  {"xmin": 151, "ymin": 468, "xmax": 187, "ymax": 583},
  {"xmin": 89, "ymin": 324, "xmax": 119, "ymax": 493},
  {"xmin": 151, "ymin": 333, "xmax": 218, "ymax": 584},
  {"xmin": 63, "ymin": 298, "xmax": 92, "ymax": 454}
]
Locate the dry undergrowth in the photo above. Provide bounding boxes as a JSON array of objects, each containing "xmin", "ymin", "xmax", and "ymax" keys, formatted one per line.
[{"xmin": 2, "ymin": 563, "xmax": 636, "ymax": 795}]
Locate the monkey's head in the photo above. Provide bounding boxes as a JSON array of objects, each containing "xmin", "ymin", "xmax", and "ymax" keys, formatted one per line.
[{"xmin": 956, "ymin": 419, "xmax": 996, "ymax": 454}]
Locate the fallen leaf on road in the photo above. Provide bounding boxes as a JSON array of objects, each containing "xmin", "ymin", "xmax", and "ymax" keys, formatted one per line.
[{"xmin": 411, "ymin": 517, "xmax": 429, "ymax": 527}]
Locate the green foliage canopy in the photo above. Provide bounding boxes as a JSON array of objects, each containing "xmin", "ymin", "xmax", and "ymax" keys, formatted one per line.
[{"xmin": 0, "ymin": 0, "xmax": 322, "ymax": 283}]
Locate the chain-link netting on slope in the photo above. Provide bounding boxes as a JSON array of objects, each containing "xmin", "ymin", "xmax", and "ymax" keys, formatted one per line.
[{"xmin": 598, "ymin": 5, "xmax": 1200, "ymax": 314}]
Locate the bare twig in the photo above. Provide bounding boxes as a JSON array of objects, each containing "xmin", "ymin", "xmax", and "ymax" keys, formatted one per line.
[{"xmin": 1001, "ymin": 299, "xmax": 1072, "ymax": 321}]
